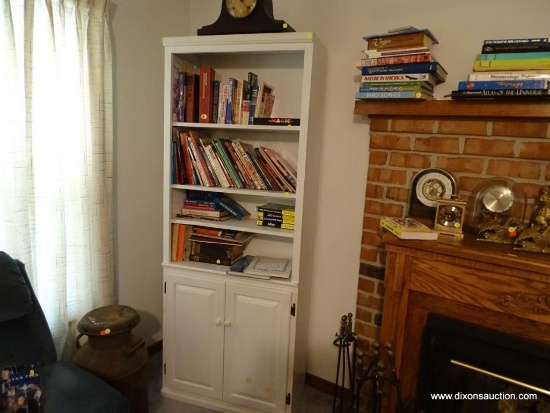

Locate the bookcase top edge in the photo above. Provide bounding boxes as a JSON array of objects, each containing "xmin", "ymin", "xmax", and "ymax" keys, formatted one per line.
[{"xmin": 163, "ymin": 32, "xmax": 318, "ymax": 47}]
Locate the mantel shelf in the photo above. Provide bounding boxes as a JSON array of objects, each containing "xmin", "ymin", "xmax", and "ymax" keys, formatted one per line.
[{"xmin": 354, "ymin": 99, "xmax": 550, "ymax": 119}]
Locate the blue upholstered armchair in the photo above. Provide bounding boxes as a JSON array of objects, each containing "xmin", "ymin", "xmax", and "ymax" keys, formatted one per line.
[{"xmin": 0, "ymin": 251, "xmax": 131, "ymax": 413}]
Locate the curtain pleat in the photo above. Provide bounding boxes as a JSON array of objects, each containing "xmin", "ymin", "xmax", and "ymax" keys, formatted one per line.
[{"xmin": 0, "ymin": 0, "xmax": 115, "ymax": 355}]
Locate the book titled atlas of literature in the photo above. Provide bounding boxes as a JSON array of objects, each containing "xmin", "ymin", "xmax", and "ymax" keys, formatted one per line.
[{"xmin": 380, "ymin": 217, "xmax": 439, "ymax": 240}]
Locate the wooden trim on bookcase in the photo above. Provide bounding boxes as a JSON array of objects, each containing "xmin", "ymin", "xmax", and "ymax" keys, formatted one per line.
[{"xmin": 354, "ymin": 99, "xmax": 550, "ymax": 119}]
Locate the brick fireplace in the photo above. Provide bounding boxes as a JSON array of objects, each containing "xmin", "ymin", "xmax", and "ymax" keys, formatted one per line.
[{"xmin": 353, "ymin": 100, "xmax": 550, "ymax": 348}]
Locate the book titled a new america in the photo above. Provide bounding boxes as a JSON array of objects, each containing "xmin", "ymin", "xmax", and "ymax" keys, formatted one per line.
[{"xmin": 380, "ymin": 217, "xmax": 438, "ymax": 240}]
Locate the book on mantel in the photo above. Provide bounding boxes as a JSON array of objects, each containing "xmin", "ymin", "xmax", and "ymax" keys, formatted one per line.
[{"xmin": 380, "ymin": 217, "xmax": 439, "ymax": 240}]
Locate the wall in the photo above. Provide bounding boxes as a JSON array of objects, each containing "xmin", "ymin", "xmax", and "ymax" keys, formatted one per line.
[{"xmin": 111, "ymin": 0, "xmax": 550, "ymax": 382}]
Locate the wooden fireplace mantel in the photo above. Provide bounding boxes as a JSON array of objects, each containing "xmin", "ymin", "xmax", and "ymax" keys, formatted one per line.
[
  {"xmin": 354, "ymin": 99, "xmax": 550, "ymax": 119},
  {"xmin": 380, "ymin": 232, "xmax": 550, "ymax": 410}
]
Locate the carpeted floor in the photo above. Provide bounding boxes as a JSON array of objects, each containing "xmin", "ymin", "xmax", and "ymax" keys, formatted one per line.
[{"xmin": 147, "ymin": 352, "xmax": 333, "ymax": 413}]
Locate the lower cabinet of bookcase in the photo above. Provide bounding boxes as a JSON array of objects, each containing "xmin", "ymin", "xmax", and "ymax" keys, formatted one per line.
[{"xmin": 162, "ymin": 267, "xmax": 293, "ymax": 413}]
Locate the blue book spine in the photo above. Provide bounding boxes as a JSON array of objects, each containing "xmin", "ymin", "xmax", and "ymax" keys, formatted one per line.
[
  {"xmin": 480, "ymin": 51, "xmax": 550, "ymax": 61},
  {"xmin": 355, "ymin": 91, "xmax": 429, "ymax": 99},
  {"xmin": 225, "ymin": 78, "xmax": 237, "ymax": 124},
  {"xmin": 361, "ymin": 62, "xmax": 446, "ymax": 82},
  {"xmin": 457, "ymin": 79, "xmax": 548, "ymax": 91}
]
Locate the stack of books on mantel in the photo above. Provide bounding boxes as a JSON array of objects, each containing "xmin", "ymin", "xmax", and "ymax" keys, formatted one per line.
[
  {"xmin": 450, "ymin": 37, "xmax": 550, "ymax": 100},
  {"xmin": 355, "ymin": 26, "xmax": 447, "ymax": 101}
]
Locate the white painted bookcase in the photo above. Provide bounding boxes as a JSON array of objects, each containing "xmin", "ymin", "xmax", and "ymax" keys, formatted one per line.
[{"xmin": 161, "ymin": 32, "xmax": 326, "ymax": 413}]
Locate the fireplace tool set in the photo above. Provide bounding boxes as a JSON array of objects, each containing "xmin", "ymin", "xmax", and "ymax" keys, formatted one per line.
[{"xmin": 332, "ymin": 313, "xmax": 406, "ymax": 413}]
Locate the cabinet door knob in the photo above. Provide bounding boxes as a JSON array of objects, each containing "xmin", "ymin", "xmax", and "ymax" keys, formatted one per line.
[
  {"xmin": 224, "ymin": 320, "xmax": 232, "ymax": 327},
  {"xmin": 215, "ymin": 319, "xmax": 223, "ymax": 326}
]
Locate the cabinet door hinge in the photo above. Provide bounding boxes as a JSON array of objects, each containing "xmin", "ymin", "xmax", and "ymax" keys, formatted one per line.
[
  {"xmin": 290, "ymin": 303, "xmax": 296, "ymax": 316},
  {"xmin": 286, "ymin": 393, "xmax": 291, "ymax": 405},
  {"xmin": 164, "ymin": 282, "xmax": 166, "ymax": 294},
  {"xmin": 163, "ymin": 363, "xmax": 166, "ymax": 375}
]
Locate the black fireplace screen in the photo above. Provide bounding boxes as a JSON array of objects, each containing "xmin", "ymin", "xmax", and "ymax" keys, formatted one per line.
[{"xmin": 416, "ymin": 314, "xmax": 550, "ymax": 413}]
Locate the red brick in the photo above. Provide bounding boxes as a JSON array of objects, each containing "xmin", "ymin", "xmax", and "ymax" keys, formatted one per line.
[
  {"xmin": 386, "ymin": 186, "xmax": 409, "ymax": 202},
  {"xmin": 379, "ymin": 250, "xmax": 387, "ymax": 266},
  {"xmin": 368, "ymin": 167, "xmax": 408, "ymax": 185},
  {"xmin": 518, "ymin": 141, "xmax": 550, "ymax": 161},
  {"xmin": 369, "ymin": 118, "xmax": 390, "ymax": 132},
  {"xmin": 369, "ymin": 150, "xmax": 388, "ymax": 165},
  {"xmin": 458, "ymin": 176, "xmax": 487, "ymax": 192},
  {"xmin": 365, "ymin": 183, "xmax": 384, "ymax": 199},
  {"xmin": 391, "ymin": 119, "xmax": 436, "ymax": 133},
  {"xmin": 414, "ymin": 136, "xmax": 460, "ymax": 154},
  {"xmin": 464, "ymin": 138, "xmax": 515, "ymax": 157},
  {"xmin": 364, "ymin": 200, "xmax": 404, "ymax": 216},
  {"xmin": 486, "ymin": 159, "xmax": 540, "ymax": 179},
  {"xmin": 436, "ymin": 157, "xmax": 485, "ymax": 173},
  {"xmin": 358, "ymin": 277, "xmax": 376, "ymax": 294},
  {"xmin": 376, "ymin": 282, "xmax": 386, "ymax": 297},
  {"xmin": 362, "ymin": 231, "xmax": 384, "ymax": 248},
  {"xmin": 493, "ymin": 121, "xmax": 549, "ymax": 138},
  {"xmin": 363, "ymin": 216, "xmax": 381, "ymax": 232},
  {"xmin": 546, "ymin": 164, "xmax": 550, "ymax": 181},
  {"xmin": 522, "ymin": 183, "xmax": 544, "ymax": 202},
  {"xmin": 357, "ymin": 293, "xmax": 383, "ymax": 310},
  {"xmin": 355, "ymin": 307, "xmax": 373, "ymax": 324},
  {"xmin": 389, "ymin": 152, "xmax": 431, "ymax": 168},
  {"xmin": 437, "ymin": 120, "xmax": 489, "ymax": 136},
  {"xmin": 355, "ymin": 321, "xmax": 381, "ymax": 341},
  {"xmin": 360, "ymin": 246, "xmax": 379, "ymax": 263},
  {"xmin": 370, "ymin": 133, "xmax": 411, "ymax": 150}
]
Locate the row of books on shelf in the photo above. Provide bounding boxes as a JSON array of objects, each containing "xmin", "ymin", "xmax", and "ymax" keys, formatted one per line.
[
  {"xmin": 170, "ymin": 224, "xmax": 255, "ymax": 264},
  {"xmin": 170, "ymin": 223, "xmax": 292, "ymax": 279},
  {"xmin": 180, "ymin": 190, "xmax": 251, "ymax": 221},
  {"xmin": 171, "ymin": 129, "xmax": 298, "ymax": 192},
  {"xmin": 450, "ymin": 37, "xmax": 550, "ymax": 100},
  {"xmin": 172, "ymin": 57, "xmax": 276, "ymax": 125},
  {"xmin": 355, "ymin": 27, "xmax": 447, "ymax": 101},
  {"xmin": 256, "ymin": 203, "xmax": 295, "ymax": 230}
]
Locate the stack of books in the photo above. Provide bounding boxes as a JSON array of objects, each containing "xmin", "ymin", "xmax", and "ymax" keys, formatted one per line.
[
  {"xmin": 256, "ymin": 203, "xmax": 295, "ymax": 230},
  {"xmin": 171, "ymin": 225, "xmax": 255, "ymax": 263},
  {"xmin": 188, "ymin": 226, "xmax": 255, "ymax": 266},
  {"xmin": 226, "ymin": 255, "xmax": 292, "ymax": 280},
  {"xmin": 172, "ymin": 129, "xmax": 297, "ymax": 193},
  {"xmin": 355, "ymin": 27, "xmax": 447, "ymax": 100},
  {"xmin": 450, "ymin": 37, "xmax": 550, "ymax": 99},
  {"xmin": 178, "ymin": 190, "xmax": 251, "ymax": 221}
]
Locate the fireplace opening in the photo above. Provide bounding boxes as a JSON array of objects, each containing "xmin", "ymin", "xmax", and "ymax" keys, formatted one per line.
[{"xmin": 416, "ymin": 314, "xmax": 550, "ymax": 413}]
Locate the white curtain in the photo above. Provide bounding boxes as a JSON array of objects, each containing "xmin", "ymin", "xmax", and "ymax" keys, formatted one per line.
[{"xmin": 0, "ymin": 0, "xmax": 115, "ymax": 354}]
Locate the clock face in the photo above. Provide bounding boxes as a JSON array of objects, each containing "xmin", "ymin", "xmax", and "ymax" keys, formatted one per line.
[
  {"xmin": 225, "ymin": 0, "xmax": 257, "ymax": 18},
  {"xmin": 437, "ymin": 204, "xmax": 464, "ymax": 229},
  {"xmin": 415, "ymin": 171, "xmax": 455, "ymax": 208},
  {"xmin": 482, "ymin": 185, "xmax": 514, "ymax": 213}
]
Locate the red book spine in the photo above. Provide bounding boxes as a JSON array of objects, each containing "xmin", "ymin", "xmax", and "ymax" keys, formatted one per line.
[{"xmin": 199, "ymin": 66, "xmax": 216, "ymax": 123}]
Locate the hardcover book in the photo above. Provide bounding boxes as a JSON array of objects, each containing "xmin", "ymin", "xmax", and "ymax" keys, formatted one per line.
[
  {"xmin": 256, "ymin": 203, "xmax": 295, "ymax": 216},
  {"xmin": 184, "ymin": 73, "xmax": 200, "ymax": 123},
  {"xmin": 363, "ymin": 28, "xmax": 438, "ymax": 51},
  {"xmin": 355, "ymin": 90, "xmax": 433, "ymax": 100},
  {"xmin": 450, "ymin": 89, "xmax": 550, "ymax": 99},
  {"xmin": 362, "ymin": 73, "xmax": 438, "ymax": 85},
  {"xmin": 380, "ymin": 217, "xmax": 438, "ymax": 240},
  {"xmin": 226, "ymin": 255, "xmax": 270, "ymax": 279},
  {"xmin": 468, "ymin": 71, "xmax": 550, "ymax": 81},
  {"xmin": 364, "ymin": 46, "xmax": 431, "ymax": 58},
  {"xmin": 361, "ymin": 62, "xmax": 447, "ymax": 83},
  {"xmin": 243, "ymin": 256, "xmax": 292, "ymax": 279},
  {"xmin": 457, "ymin": 79, "xmax": 548, "ymax": 91},
  {"xmin": 473, "ymin": 58, "xmax": 550, "ymax": 72},
  {"xmin": 356, "ymin": 53, "xmax": 433, "ymax": 68},
  {"xmin": 199, "ymin": 66, "xmax": 217, "ymax": 123}
]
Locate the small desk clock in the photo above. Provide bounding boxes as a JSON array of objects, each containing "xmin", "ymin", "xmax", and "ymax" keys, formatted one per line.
[
  {"xmin": 434, "ymin": 195, "xmax": 467, "ymax": 240},
  {"xmin": 408, "ymin": 168, "xmax": 457, "ymax": 219}
]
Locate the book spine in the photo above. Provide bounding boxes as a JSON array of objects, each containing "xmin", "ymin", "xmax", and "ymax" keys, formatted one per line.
[
  {"xmin": 479, "ymin": 51, "xmax": 550, "ymax": 61},
  {"xmin": 248, "ymin": 85, "xmax": 260, "ymax": 125},
  {"xmin": 255, "ymin": 149, "xmax": 285, "ymax": 191},
  {"xmin": 257, "ymin": 213, "xmax": 295, "ymax": 223},
  {"xmin": 256, "ymin": 220, "xmax": 294, "ymax": 229},
  {"xmin": 263, "ymin": 148, "xmax": 297, "ymax": 190},
  {"xmin": 171, "ymin": 223, "xmax": 179, "ymax": 261},
  {"xmin": 232, "ymin": 141, "xmax": 265, "ymax": 190},
  {"xmin": 183, "ymin": 200, "xmax": 219, "ymax": 210},
  {"xmin": 225, "ymin": 78, "xmax": 236, "ymax": 124},
  {"xmin": 214, "ymin": 150, "xmax": 234, "ymax": 188},
  {"xmin": 214, "ymin": 196, "xmax": 247, "ymax": 220},
  {"xmin": 181, "ymin": 207, "xmax": 227, "ymax": 218},
  {"xmin": 199, "ymin": 66, "xmax": 215, "ymax": 123},
  {"xmin": 247, "ymin": 72, "xmax": 258, "ymax": 100},
  {"xmin": 217, "ymin": 83, "xmax": 228, "ymax": 124},
  {"xmin": 451, "ymin": 89, "xmax": 550, "ymax": 98},
  {"xmin": 483, "ymin": 38, "xmax": 548, "ymax": 45},
  {"xmin": 474, "ymin": 58, "xmax": 550, "ymax": 71},
  {"xmin": 245, "ymin": 148, "xmax": 274, "ymax": 191},
  {"xmin": 468, "ymin": 72, "xmax": 550, "ymax": 81},
  {"xmin": 380, "ymin": 219, "xmax": 406, "ymax": 237},
  {"xmin": 359, "ymin": 85, "xmax": 432, "ymax": 93},
  {"xmin": 256, "ymin": 206, "xmax": 295, "ymax": 216},
  {"xmin": 185, "ymin": 73, "xmax": 200, "ymax": 123},
  {"xmin": 357, "ymin": 53, "xmax": 432, "ymax": 67},
  {"xmin": 252, "ymin": 117, "xmax": 300, "ymax": 126},
  {"xmin": 362, "ymin": 62, "xmax": 444, "ymax": 81},
  {"xmin": 355, "ymin": 91, "xmax": 431, "ymax": 99},
  {"xmin": 364, "ymin": 47, "xmax": 431, "ymax": 58},
  {"xmin": 175, "ymin": 224, "xmax": 187, "ymax": 261},
  {"xmin": 197, "ymin": 144, "xmax": 220, "ymax": 187},
  {"xmin": 176, "ymin": 72, "xmax": 186, "ymax": 122},
  {"xmin": 223, "ymin": 140, "xmax": 255, "ymax": 190},
  {"xmin": 481, "ymin": 43, "xmax": 550, "ymax": 54},
  {"xmin": 189, "ymin": 254, "xmax": 239, "ymax": 266},
  {"xmin": 186, "ymin": 134, "xmax": 213, "ymax": 186},
  {"xmin": 259, "ymin": 148, "xmax": 294, "ymax": 192},
  {"xmin": 212, "ymin": 139, "xmax": 244, "ymax": 189},
  {"xmin": 457, "ymin": 79, "xmax": 548, "ymax": 91},
  {"xmin": 367, "ymin": 31, "xmax": 429, "ymax": 51},
  {"xmin": 361, "ymin": 73, "xmax": 432, "ymax": 83},
  {"xmin": 211, "ymin": 80, "xmax": 221, "ymax": 125}
]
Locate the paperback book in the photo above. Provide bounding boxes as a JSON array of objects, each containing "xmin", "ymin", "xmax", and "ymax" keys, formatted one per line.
[
  {"xmin": 355, "ymin": 90, "xmax": 433, "ymax": 100},
  {"xmin": 380, "ymin": 217, "xmax": 438, "ymax": 240},
  {"xmin": 226, "ymin": 255, "xmax": 270, "ymax": 280},
  {"xmin": 457, "ymin": 79, "xmax": 548, "ymax": 91},
  {"xmin": 243, "ymin": 256, "xmax": 292, "ymax": 279}
]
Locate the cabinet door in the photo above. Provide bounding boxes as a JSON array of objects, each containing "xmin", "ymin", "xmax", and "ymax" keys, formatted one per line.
[
  {"xmin": 164, "ymin": 274, "xmax": 225, "ymax": 400},
  {"xmin": 223, "ymin": 283, "xmax": 292, "ymax": 413}
]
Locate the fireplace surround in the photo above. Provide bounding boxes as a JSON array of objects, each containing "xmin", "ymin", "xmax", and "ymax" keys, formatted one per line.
[{"xmin": 354, "ymin": 99, "xmax": 550, "ymax": 411}]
